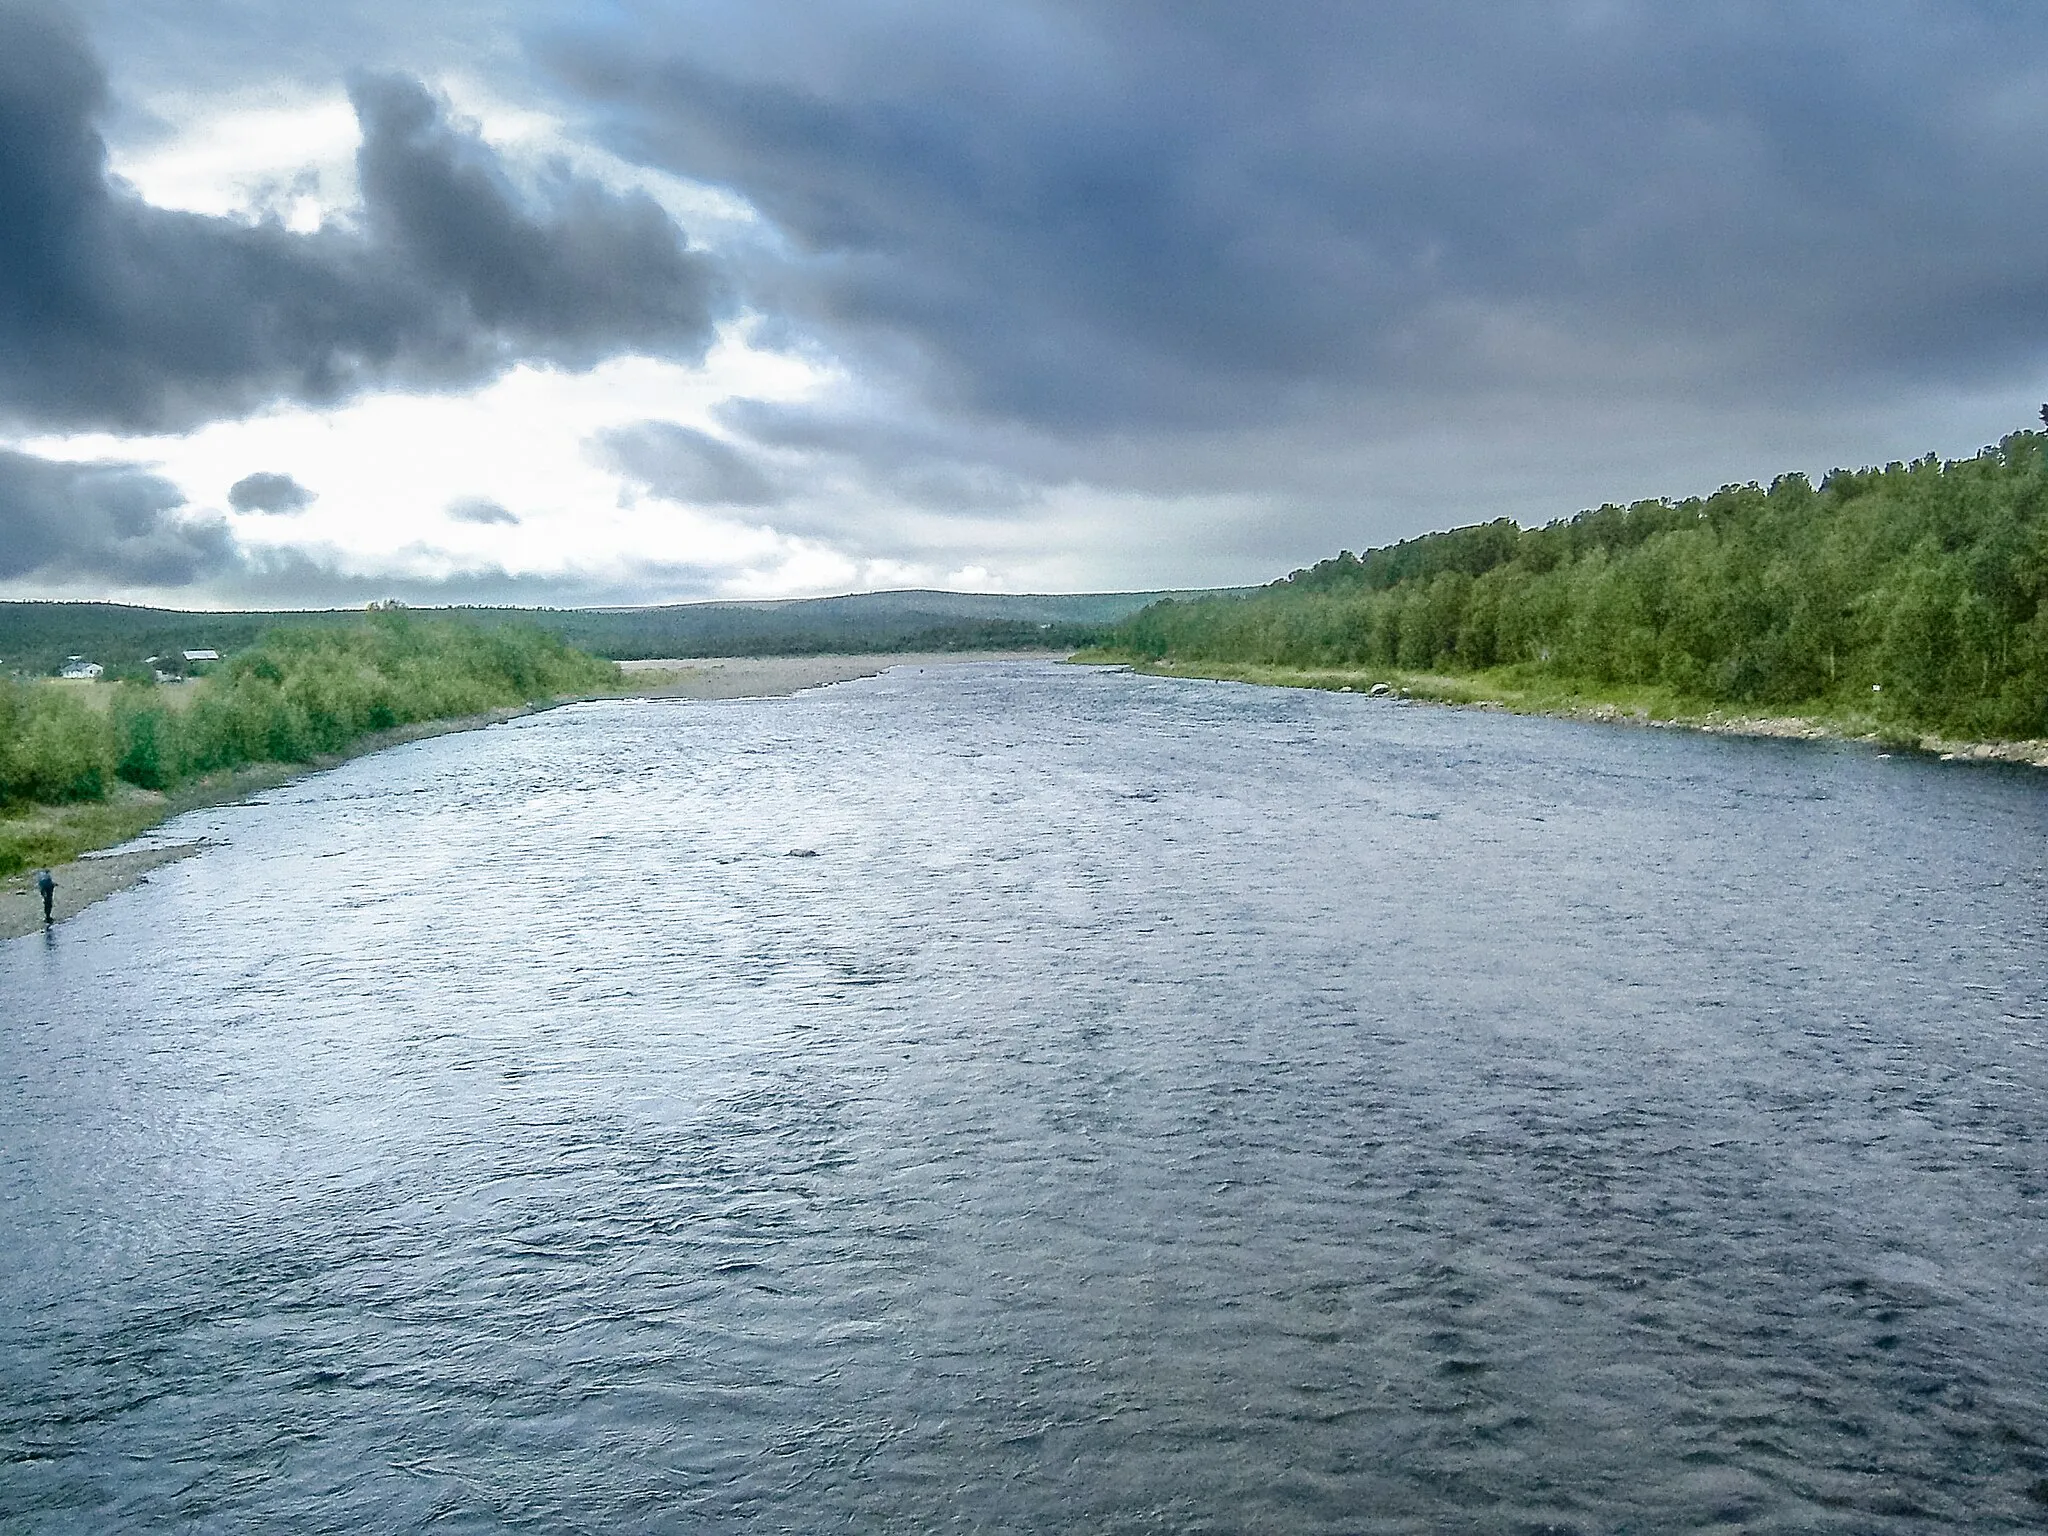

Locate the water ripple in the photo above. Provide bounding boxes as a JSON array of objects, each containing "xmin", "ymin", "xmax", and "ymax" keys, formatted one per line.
[{"xmin": 6, "ymin": 662, "xmax": 2048, "ymax": 1530}]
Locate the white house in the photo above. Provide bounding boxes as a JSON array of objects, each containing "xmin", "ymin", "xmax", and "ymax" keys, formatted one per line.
[
  {"xmin": 59, "ymin": 656, "xmax": 103, "ymax": 680},
  {"xmin": 182, "ymin": 649, "xmax": 220, "ymax": 664}
]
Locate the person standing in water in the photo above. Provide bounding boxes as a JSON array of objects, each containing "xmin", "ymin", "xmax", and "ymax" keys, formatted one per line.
[{"xmin": 35, "ymin": 868, "xmax": 54, "ymax": 925}]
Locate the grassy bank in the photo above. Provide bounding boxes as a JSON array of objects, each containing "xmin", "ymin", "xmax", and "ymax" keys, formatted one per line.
[{"xmin": 1, "ymin": 613, "xmax": 621, "ymax": 875}]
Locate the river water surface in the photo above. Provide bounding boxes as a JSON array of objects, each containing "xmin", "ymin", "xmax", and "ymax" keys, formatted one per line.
[{"xmin": 7, "ymin": 661, "xmax": 2048, "ymax": 1532}]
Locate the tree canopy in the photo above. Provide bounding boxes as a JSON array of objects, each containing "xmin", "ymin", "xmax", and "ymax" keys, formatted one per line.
[{"xmin": 1110, "ymin": 432, "xmax": 2048, "ymax": 740}]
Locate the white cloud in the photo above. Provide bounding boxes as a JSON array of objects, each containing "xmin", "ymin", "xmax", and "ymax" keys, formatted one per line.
[
  {"xmin": 32, "ymin": 65, "xmax": 1425, "ymax": 605},
  {"xmin": 110, "ymin": 87, "xmax": 361, "ymax": 230},
  {"xmin": 12, "ymin": 325, "xmax": 847, "ymax": 599},
  {"xmin": 109, "ymin": 75, "xmax": 765, "ymax": 243},
  {"xmin": 46, "ymin": 62, "xmax": 1313, "ymax": 603}
]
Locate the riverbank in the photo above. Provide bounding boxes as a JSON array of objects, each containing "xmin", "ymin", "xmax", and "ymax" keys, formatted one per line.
[
  {"xmin": 0, "ymin": 704, "xmax": 544, "ymax": 938},
  {"xmin": 618, "ymin": 650, "xmax": 1061, "ymax": 699},
  {"xmin": 1095, "ymin": 657, "xmax": 2048, "ymax": 768},
  {"xmin": 0, "ymin": 842, "xmax": 207, "ymax": 936},
  {"xmin": 3, "ymin": 652, "xmax": 1069, "ymax": 937}
]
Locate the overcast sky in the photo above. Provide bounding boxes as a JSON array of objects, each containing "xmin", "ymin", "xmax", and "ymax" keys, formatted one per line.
[{"xmin": 3, "ymin": 0, "xmax": 2046, "ymax": 608}]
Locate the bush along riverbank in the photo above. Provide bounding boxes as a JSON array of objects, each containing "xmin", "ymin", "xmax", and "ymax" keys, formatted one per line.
[
  {"xmin": 1092, "ymin": 430, "xmax": 2048, "ymax": 756},
  {"xmin": 0, "ymin": 612, "xmax": 621, "ymax": 875}
]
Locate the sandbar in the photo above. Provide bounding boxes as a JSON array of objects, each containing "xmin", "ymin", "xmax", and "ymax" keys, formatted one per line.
[{"xmin": 618, "ymin": 650, "xmax": 1062, "ymax": 699}]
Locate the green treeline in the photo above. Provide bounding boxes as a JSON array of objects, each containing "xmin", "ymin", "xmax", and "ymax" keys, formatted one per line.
[
  {"xmin": 0, "ymin": 588, "xmax": 1217, "ymax": 676},
  {"xmin": 1111, "ymin": 432, "xmax": 2048, "ymax": 739},
  {"xmin": 1, "ymin": 613, "xmax": 619, "ymax": 818}
]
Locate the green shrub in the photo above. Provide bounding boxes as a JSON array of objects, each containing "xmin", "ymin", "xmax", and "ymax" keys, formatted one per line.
[
  {"xmin": 129, "ymin": 613, "xmax": 621, "ymax": 787},
  {"xmin": 0, "ymin": 682, "xmax": 115, "ymax": 807},
  {"xmin": 4, "ymin": 615, "xmax": 619, "ymax": 820}
]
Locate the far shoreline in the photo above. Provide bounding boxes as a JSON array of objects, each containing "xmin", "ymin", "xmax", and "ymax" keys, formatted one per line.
[
  {"xmin": 2, "ymin": 650, "xmax": 1069, "ymax": 941},
  {"xmin": 1090, "ymin": 656, "xmax": 2048, "ymax": 770}
]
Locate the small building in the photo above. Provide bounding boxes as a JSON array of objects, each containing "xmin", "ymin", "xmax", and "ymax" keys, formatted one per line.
[
  {"xmin": 59, "ymin": 656, "xmax": 104, "ymax": 680},
  {"xmin": 182, "ymin": 649, "xmax": 221, "ymax": 665}
]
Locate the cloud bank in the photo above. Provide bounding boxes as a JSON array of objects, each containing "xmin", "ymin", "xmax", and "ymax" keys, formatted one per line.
[
  {"xmin": 9, "ymin": 1, "xmax": 2048, "ymax": 605},
  {"xmin": 549, "ymin": 1, "xmax": 2048, "ymax": 438},
  {"xmin": 0, "ymin": 2, "xmax": 721, "ymax": 436}
]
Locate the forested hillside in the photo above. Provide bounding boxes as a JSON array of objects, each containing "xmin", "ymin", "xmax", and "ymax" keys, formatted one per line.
[
  {"xmin": 0, "ymin": 588, "xmax": 1230, "ymax": 677},
  {"xmin": 1109, "ymin": 432, "xmax": 2048, "ymax": 740}
]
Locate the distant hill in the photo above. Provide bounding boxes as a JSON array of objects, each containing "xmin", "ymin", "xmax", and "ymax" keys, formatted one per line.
[{"xmin": 0, "ymin": 588, "xmax": 1245, "ymax": 676}]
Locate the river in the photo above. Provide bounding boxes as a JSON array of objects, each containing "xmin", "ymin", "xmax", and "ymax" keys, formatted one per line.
[{"xmin": 6, "ymin": 660, "xmax": 2048, "ymax": 1532}]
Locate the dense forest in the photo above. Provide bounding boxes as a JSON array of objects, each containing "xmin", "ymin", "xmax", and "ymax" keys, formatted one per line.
[
  {"xmin": 1108, "ymin": 431, "xmax": 2048, "ymax": 740},
  {"xmin": 1, "ymin": 614, "xmax": 617, "ymax": 871}
]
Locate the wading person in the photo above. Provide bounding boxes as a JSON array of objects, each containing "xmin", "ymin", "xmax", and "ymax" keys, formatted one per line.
[{"xmin": 35, "ymin": 868, "xmax": 54, "ymax": 926}]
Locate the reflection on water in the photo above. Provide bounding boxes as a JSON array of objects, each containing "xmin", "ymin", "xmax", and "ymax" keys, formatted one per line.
[{"xmin": 6, "ymin": 661, "xmax": 2048, "ymax": 1531}]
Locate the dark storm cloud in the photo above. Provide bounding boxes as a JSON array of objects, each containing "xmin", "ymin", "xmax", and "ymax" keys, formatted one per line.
[
  {"xmin": 0, "ymin": 2, "xmax": 722, "ymax": 433},
  {"xmin": 0, "ymin": 449, "xmax": 234, "ymax": 584},
  {"xmin": 598, "ymin": 421, "xmax": 782, "ymax": 506},
  {"xmin": 545, "ymin": 1, "xmax": 2048, "ymax": 433},
  {"xmin": 228, "ymin": 471, "xmax": 316, "ymax": 514},
  {"xmin": 348, "ymin": 72, "xmax": 719, "ymax": 366}
]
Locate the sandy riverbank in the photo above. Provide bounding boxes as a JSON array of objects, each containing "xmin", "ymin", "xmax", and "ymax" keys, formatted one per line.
[
  {"xmin": 3, "ymin": 652, "xmax": 1068, "ymax": 939},
  {"xmin": 0, "ymin": 843, "xmax": 207, "ymax": 938},
  {"xmin": 618, "ymin": 650, "xmax": 1062, "ymax": 699}
]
